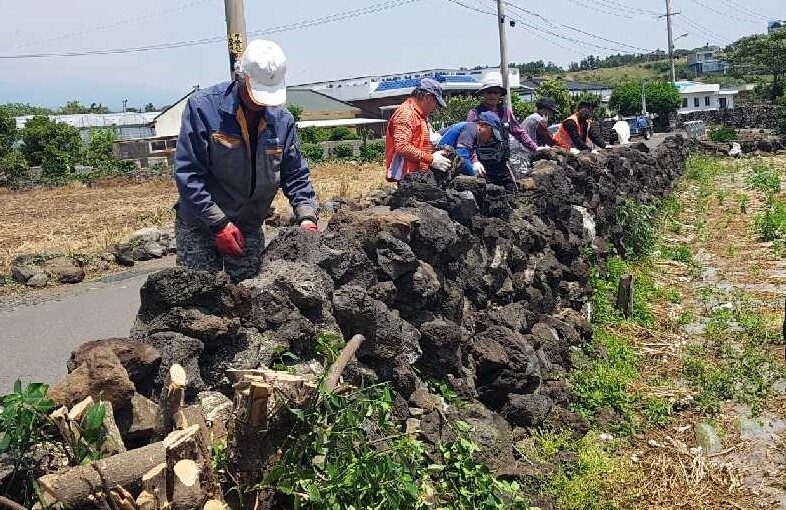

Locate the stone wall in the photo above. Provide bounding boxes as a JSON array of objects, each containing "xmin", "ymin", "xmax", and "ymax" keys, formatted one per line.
[
  {"xmin": 677, "ymin": 105, "xmax": 782, "ymax": 130},
  {"xmin": 121, "ymin": 138, "xmax": 689, "ymax": 477}
]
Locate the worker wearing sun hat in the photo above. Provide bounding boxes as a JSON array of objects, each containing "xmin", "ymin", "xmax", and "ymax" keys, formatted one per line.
[
  {"xmin": 173, "ymin": 39, "xmax": 318, "ymax": 283},
  {"xmin": 466, "ymin": 71, "xmax": 538, "ymax": 154}
]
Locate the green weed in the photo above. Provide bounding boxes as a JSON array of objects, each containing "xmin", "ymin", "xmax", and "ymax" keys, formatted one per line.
[
  {"xmin": 617, "ymin": 199, "xmax": 658, "ymax": 260},
  {"xmin": 747, "ymin": 162, "xmax": 781, "ymax": 194},
  {"xmin": 754, "ymin": 196, "xmax": 786, "ymax": 242}
]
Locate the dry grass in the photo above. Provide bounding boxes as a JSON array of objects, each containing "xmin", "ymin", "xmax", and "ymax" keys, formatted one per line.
[
  {"xmin": 0, "ymin": 162, "xmax": 388, "ymax": 274},
  {"xmin": 612, "ymin": 154, "xmax": 786, "ymax": 510}
]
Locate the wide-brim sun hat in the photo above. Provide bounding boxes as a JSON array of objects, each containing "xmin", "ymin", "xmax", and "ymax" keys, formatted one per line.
[
  {"xmin": 239, "ymin": 39, "xmax": 287, "ymax": 106},
  {"xmin": 476, "ymin": 72, "xmax": 508, "ymax": 96},
  {"xmin": 477, "ymin": 111, "xmax": 504, "ymax": 142}
]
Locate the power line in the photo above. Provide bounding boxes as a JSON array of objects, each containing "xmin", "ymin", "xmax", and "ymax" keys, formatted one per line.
[
  {"xmin": 0, "ymin": 0, "xmax": 419, "ymax": 59},
  {"xmin": 504, "ymin": 0, "xmax": 656, "ymax": 53},
  {"xmin": 4, "ymin": 0, "xmax": 216, "ymax": 51},
  {"xmin": 682, "ymin": 0, "xmax": 762, "ymax": 24},
  {"xmin": 446, "ymin": 0, "xmax": 649, "ymax": 54},
  {"xmin": 559, "ymin": 0, "xmax": 635, "ymax": 20},
  {"xmin": 714, "ymin": 0, "xmax": 771, "ymax": 22}
]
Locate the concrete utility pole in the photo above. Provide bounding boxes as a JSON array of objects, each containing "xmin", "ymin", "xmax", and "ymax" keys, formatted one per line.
[
  {"xmin": 641, "ymin": 80, "xmax": 647, "ymax": 114},
  {"xmin": 665, "ymin": 0, "xmax": 676, "ymax": 82},
  {"xmin": 497, "ymin": 0, "xmax": 513, "ymax": 113},
  {"xmin": 224, "ymin": 0, "xmax": 247, "ymax": 79}
]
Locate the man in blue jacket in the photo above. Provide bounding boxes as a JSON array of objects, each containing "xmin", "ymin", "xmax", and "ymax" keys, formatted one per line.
[
  {"xmin": 174, "ymin": 39, "xmax": 318, "ymax": 282},
  {"xmin": 437, "ymin": 111, "xmax": 506, "ymax": 179}
]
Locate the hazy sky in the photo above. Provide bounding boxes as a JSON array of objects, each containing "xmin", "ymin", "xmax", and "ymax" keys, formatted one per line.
[{"xmin": 0, "ymin": 0, "xmax": 781, "ymax": 109}]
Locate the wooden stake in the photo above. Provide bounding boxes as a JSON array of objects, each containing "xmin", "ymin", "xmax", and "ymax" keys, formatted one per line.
[
  {"xmin": 615, "ymin": 273, "xmax": 634, "ymax": 319},
  {"xmin": 156, "ymin": 364, "xmax": 186, "ymax": 440},
  {"xmin": 324, "ymin": 334, "xmax": 365, "ymax": 392}
]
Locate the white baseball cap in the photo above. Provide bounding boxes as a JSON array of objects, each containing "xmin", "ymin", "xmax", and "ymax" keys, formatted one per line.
[{"xmin": 238, "ymin": 39, "xmax": 287, "ymax": 106}]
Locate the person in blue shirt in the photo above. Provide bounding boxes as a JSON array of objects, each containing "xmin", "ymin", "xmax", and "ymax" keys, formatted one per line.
[
  {"xmin": 437, "ymin": 111, "xmax": 509, "ymax": 184},
  {"xmin": 173, "ymin": 39, "xmax": 318, "ymax": 283}
]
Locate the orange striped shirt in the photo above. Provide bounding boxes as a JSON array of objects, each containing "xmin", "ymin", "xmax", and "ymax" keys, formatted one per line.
[{"xmin": 385, "ymin": 98, "xmax": 433, "ymax": 182}]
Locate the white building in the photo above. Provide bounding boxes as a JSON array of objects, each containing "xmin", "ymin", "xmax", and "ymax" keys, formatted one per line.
[
  {"xmin": 296, "ymin": 67, "xmax": 522, "ymax": 103},
  {"xmin": 675, "ymin": 81, "xmax": 737, "ymax": 115},
  {"xmin": 14, "ymin": 112, "xmax": 160, "ymax": 144}
]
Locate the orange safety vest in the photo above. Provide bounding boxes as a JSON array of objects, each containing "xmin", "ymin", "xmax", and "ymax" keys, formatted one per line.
[{"xmin": 554, "ymin": 113, "xmax": 592, "ymax": 149}]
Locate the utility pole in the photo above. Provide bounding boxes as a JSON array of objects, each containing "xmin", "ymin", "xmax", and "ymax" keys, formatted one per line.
[
  {"xmin": 641, "ymin": 80, "xmax": 647, "ymax": 115},
  {"xmin": 665, "ymin": 0, "xmax": 675, "ymax": 82},
  {"xmin": 497, "ymin": 0, "xmax": 513, "ymax": 113},
  {"xmin": 224, "ymin": 0, "xmax": 247, "ymax": 79}
]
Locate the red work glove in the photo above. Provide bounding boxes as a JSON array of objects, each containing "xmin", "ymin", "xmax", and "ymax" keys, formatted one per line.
[
  {"xmin": 299, "ymin": 220, "xmax": 319, "ymax": 232},
  {"xmin": 214, "ymin": 222, "xmax": 245, "ymax": 256}
]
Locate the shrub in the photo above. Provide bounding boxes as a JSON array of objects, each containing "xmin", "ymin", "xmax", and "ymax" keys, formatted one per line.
[
  {"xmin": 328, "ymin": 126, "xmax": 358, "ymax": 141},
  {"xmin": 0, "ymin": 150, "xmax": 29, "ymax": 187},
  {"xmin": 301, "ymin": 142, "xmax": 324, "ymax": 163},
  {"xmin": 707, "ymin": 126, "xmax": 737, "ymax": 142},
  {"xmin": 331, "ymin": 143, "xmax": 354, "ymax": 160},
  {"xmin": 754, "ymin": 196, "xmax": 786, "ymax": 241},
  {"xmin": 616, "ymin": 199, "xmax": 658, "ymax": 260},
  {"xmin": 359, "ymin": 139, "xmax": 385, "ymax": 162},
  {"xmin": 299, "ymin": 127, "xmax": 331, "ymax": 144},
  {"xmin": 20, "ymin": 116, "xmax": 83, "ymax": 182},
  {"xmin": 747, "ymin": 162, "xmax": 781, "ymax": 194}
]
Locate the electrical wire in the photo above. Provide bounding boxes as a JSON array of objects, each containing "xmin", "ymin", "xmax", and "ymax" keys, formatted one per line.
[
  {"xmin": 444, "ymin": 0, "xmax": 648, "ymax": 54},
  {"xmin": 0, "ymin": 0, "xmax": 419, "ymax": 59},
  {"xmin": 4, "ymin": 0, "xmax": 216, "ymax": 51},
  {"xmin": 558, "ymin": 0, "xmax": 635, "ymax": 20},
  {"xmin": 714, "ymin": 0, "xmax": 772, "ymax": 22},
  {"xmin": 504, "ymin": 0, "xmax": 656, "ymax": 53},
  {"xmin": 682, "ymin": 0, "xmax": 762, "ymax": 24}
]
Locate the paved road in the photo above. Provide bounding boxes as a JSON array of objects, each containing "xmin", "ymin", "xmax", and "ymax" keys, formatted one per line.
[{"xmin": 0, "ymin": 258, "xmax": 173, "ymax": 393}]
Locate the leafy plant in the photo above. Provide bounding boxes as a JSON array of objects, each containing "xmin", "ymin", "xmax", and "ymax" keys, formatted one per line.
[
  {"xmin": 0, "ymin": 381, "xmax": 56, "ymax": 505},
  {"xmin": 316, "ymin": 332, "xmax": 346, "ymax": 365},
  {"xmin": 328, "ymin": 126, "xmax": 358, "ymax": 142},
  {"xmin": 74, "ymin": 402, "xmax": 106, "ymax": 464},
  {"xmin": 754, "ymin": 196, "xmax": 786, "ymax": 241},
  {"xmin": 359, "ymin": 139, "xmax": 385, "ymax": 163},
  {"xmin": 747, "ymin": 162, "xmax": 781, "ymax": 194},
  {"xmin": 301, "ymin": 143, "xmax": 324, "ymax": 163},
  {"xmin": 616, "ymin": 199, "xmax": 658, "ymax": 260},
  {"xmin": 425, "ymin": 379, "xmax": 463, "ymax": 408},
  {"xmin": 707, "ymin": 126, "xmax": 737, "ymax": 142},
  {"xmin": 19, "ymin": 116, "xmax": 83, "ymax": 181},
  {"xmin": 331, "ymin": 144, "xmax": 354, "ymax": 160},
  {"xmin": 266, "ymin": 383, "xmax": 525, "ymax": 509}
]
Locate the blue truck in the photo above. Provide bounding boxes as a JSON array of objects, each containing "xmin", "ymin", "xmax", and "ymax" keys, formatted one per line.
[{"xmin": 610, "ymin": 115, "xmax": 653, "ymax": 143}]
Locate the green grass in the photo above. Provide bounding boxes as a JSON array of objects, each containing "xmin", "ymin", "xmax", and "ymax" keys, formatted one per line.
[
  {"xmin": 518, "ymin": 431, "xmax": 641, "ymax": 510},
  {"xmin": 755, "ymin": 195, "xmax": 786, "ymax": 242},
  {"xmin": 747, "ymin": 162, "xmax": 781, "ymax": 195},
  {"xmin": 681, "ymin": 297, "xmax": 784, "ymax": 415}
]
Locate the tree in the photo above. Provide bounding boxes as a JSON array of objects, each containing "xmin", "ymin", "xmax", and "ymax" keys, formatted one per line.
[
  {"xmin": 125, "ymin": 107, "xmax": 140, "ymax": 113},
  {"xmin": 144, "ymin": 103, "xmax": 157, "ymax": 112},
  {"xmin": 644, "ymin": 81, "xmax": 681, "ymax": 131},
  {"xmin": 727, "ymin": 28, "xmax": 786, "ymax": 100},
  {"xmin": 0, "ymin": 103, "xmax": 54, "ymax": 117},
  {"xmin": 19, "ymin": 116, "xmax": 83, "ymax": 180},
  {"xmin": 0, "ymin": 108, "xmax": 17, "ymax": 158},
  {"xmin": 84, "ymin": 128, "xmax": 118, "ymax": 170},
  {"xmin": 609, "ymin": 80, "xmax": 644, "ymax": 116},
  {"xmin": 534, "ymin": 79, "xmax": 572, "ymax": 118},
  {"xmin": 287, "ymin": 104, "xmax": 303, "ymax": 122},
  {"xmin": 572, "ymin": 92, "xmax": 609, "ymax": 120},
  {"xmin": 59, "ymin": 101, "xmax": 111, "ymax": 114},
  {"xmin": 430, "ymin": 95, "xmax": 478, "ymax": 128},
  {"xmin": 510, "ymin": 91, "xmax": 534, "ymax": 120},
  {"xmin": 0, "ymin": 150, "xmax": 28, "ymax": 187}
]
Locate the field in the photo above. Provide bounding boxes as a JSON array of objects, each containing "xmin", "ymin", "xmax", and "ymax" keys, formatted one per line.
[{"xmin": 0, "ymin": 162, "xmax": 389, "ymax": 274}]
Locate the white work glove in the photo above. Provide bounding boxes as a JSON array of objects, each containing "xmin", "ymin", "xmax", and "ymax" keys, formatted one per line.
[
  {"xmin": 535, "ymin": 146, "xmax": 550, "ymax": 152},
  {"xmin": 430, "ymin": 150, "xmax": 451, "ymax": 172},
  {"xmin": 591, "ymin": 148, "xmax": 601, "ymax": 155},
  {"xmin": 569, "ymin": 147, "xmax": 581, "ymax": 155},
  {"xmin": 472, "ymin": 161, "xmax": 486, "ymax": 176},
  {"xmin": 429, "ymin": 129, "xmax": 442, "ymax": 144}
]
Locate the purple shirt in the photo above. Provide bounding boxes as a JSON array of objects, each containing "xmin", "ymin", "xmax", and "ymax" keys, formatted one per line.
[{"xmin": 467, "ymin": 104, "xmax": 538, "ymax": 152}]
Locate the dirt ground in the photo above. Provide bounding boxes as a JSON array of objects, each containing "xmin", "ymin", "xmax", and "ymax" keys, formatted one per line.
[
  {"xmin": 618, "ymin": 154, "xmax": 786, "ymax": 509},
  {"xmin": 0, "ymin": 162, "xmax": 389, "ymax": 275}
]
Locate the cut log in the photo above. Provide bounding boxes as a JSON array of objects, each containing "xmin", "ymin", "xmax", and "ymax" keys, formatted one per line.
[
  {"xmin": 0, "ymin": 496, "xmax": 29, "ymax": 510},
  {"xmin": 324, "ymin": 334, "xmax": 365, "ymax": 392},
  {"xmin": 174, "ymin": 406, "xmax": 223, "ymax": 500},
  {"xmin": 155, "ymin": 363, "xmax": 186, "ymax": 440},
  {"xmin": 109, "ymin": 486, "xmax": 136, "ymax": 510},
  {"xmin": 172, "ymin": 459, "xmax": 205, "ymax": 510},
  {"xmin": 135, "ymin": 463, "xmax": 168, "ymax": 510},
  {"xmin": 68, "ymin": 396, "xmax": 95, "ymax": 421},
  {"xmin": 100, "ymin": 401, "xmax": 126, "ymax": 456},
  {"xmin": 38, "ymin": 427, "xmax": 197, "ymax": 508},
  {"xmin": 38, "ymin": 441, "xmax": 166, "ymax": 508},
  {"xmin": 203, "ymin": 500, "xmax": 227, "ymax": 510}
]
